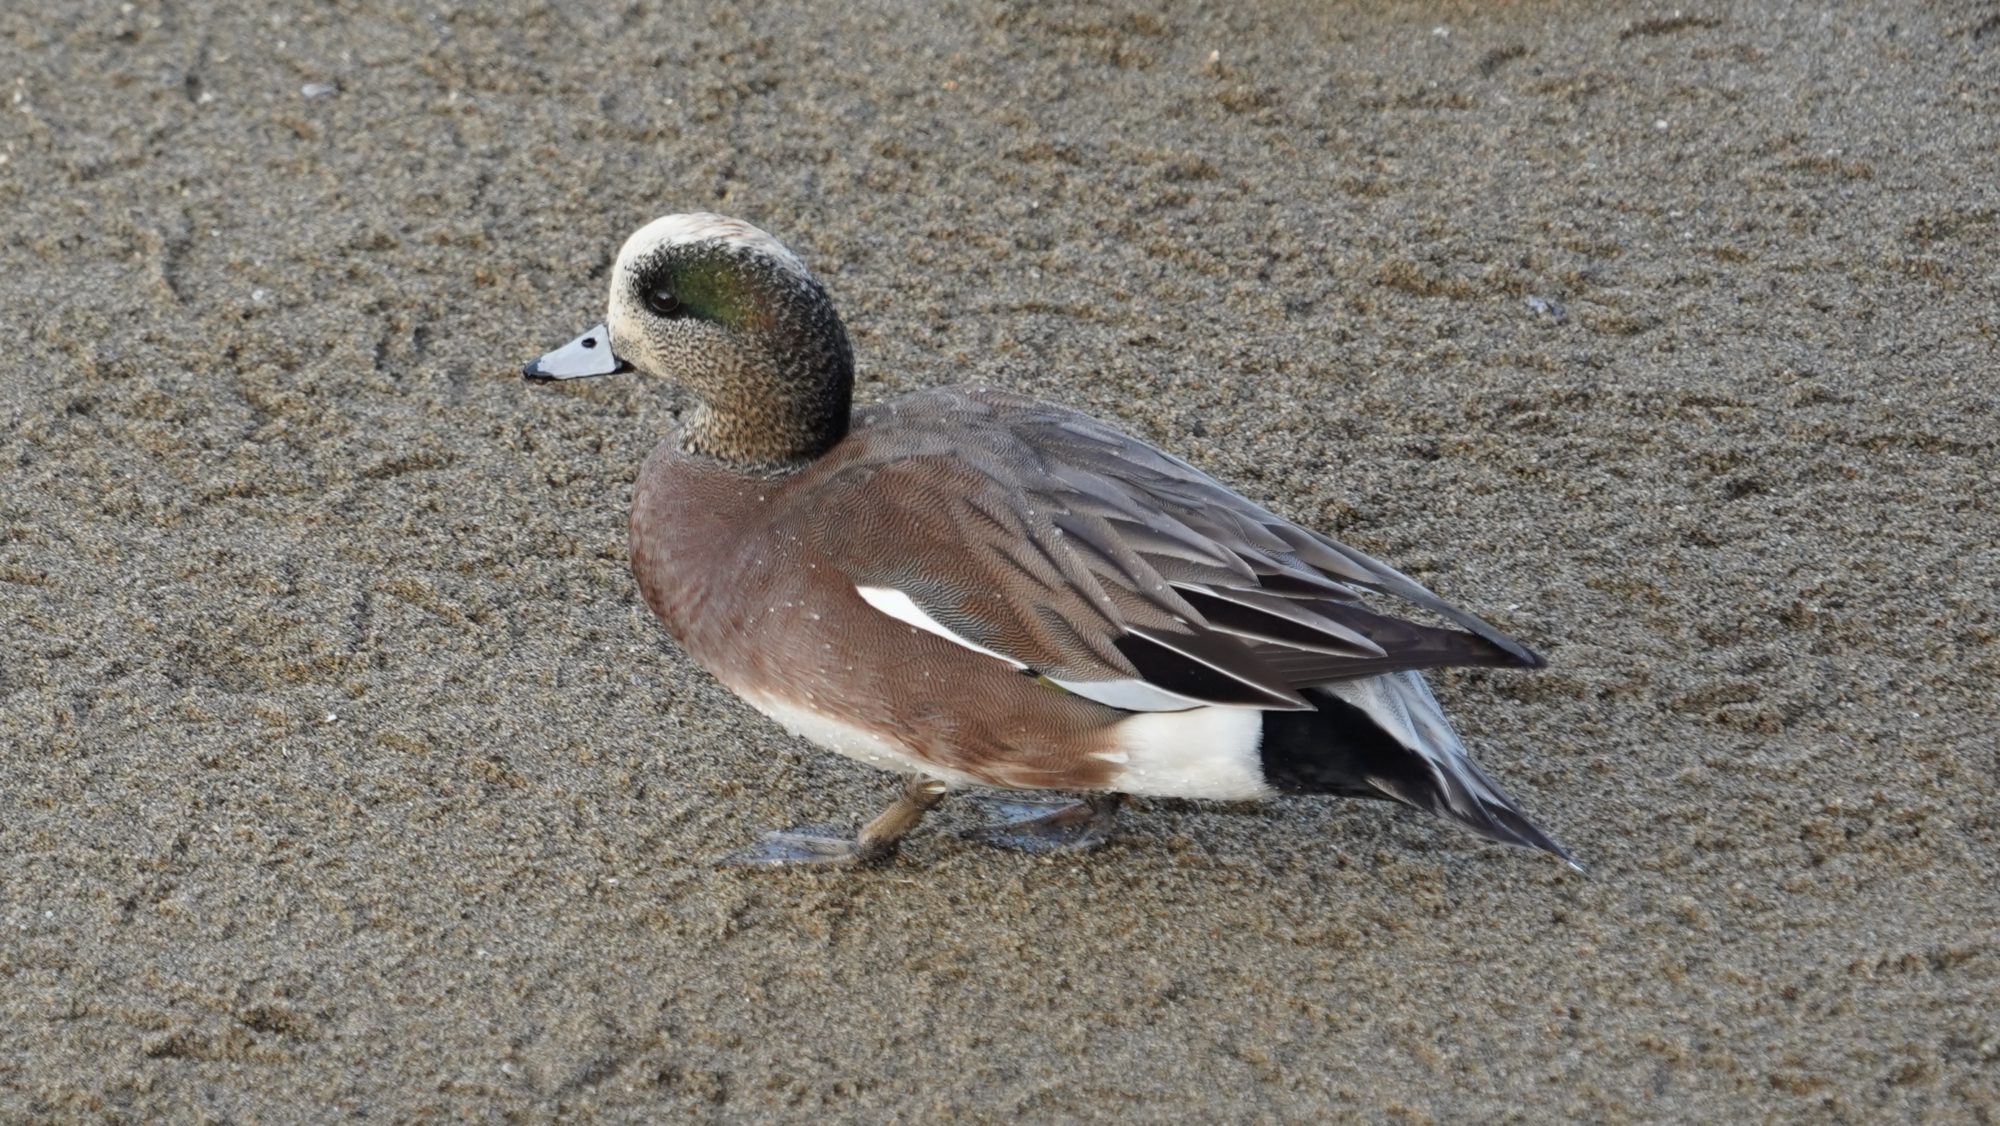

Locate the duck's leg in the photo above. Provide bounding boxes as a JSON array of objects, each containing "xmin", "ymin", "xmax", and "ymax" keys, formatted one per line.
[
  {"xmin": 724, "ymin": 775, "xmax": 948, "ymax": 867},
  {"xmin": 961, "ymin": 792, "xmax": 1122, "ymax": 853}
]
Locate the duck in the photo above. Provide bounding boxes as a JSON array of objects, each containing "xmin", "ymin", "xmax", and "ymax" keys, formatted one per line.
[{"xmin": 524, "ymin": 213, "xmax": 1576, "ymax": 870}]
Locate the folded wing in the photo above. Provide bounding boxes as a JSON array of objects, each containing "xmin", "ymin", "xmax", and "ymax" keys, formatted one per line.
[{"xmin": 802, "ymin": 388, "xmax": 1542, "ymax": 713}]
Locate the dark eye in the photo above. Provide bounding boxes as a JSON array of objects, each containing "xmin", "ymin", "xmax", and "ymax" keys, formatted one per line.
[{"xmin": 645, "ymin": 287, "xmax": 681, "ymax": 317}]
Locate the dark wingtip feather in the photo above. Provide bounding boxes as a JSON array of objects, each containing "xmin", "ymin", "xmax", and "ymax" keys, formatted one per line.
[
  {"xmin": 1392, "ymin": 753, "xmax": 1578, "ymax": 869},
  {"xmin": 1469, "ymin": 623, "xmax": 1545, "ymax": 670},
  {"xmin": 1510, "ymin": 641, "xmax": 1549, "ymax": 671},
  {"xmin": 1262, "ymin": 688, "xmax": 1578, "ymax": 869},
  {"xmin": 1466, "ymin": 795, "xmax": 1580, "ymax": 870},
  {"xmin": 1458, "ymin": 629, "xmax": 1544, "ymax": 671}
]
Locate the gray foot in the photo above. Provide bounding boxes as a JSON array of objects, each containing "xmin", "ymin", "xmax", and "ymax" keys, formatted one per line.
[
  {"xmin": 723, "ymin": 776, "xmax": 949, "ymax": 868},
  {"xmin": 962, "ymin": 793, "xmax": 1119, "ymax": 854},
  {"xmin": 722, "ymin": 825, "xmax": 888, "ymax": 868}
]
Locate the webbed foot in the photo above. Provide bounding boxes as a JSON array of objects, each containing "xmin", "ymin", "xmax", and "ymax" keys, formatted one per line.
[
  {"xmin": 723, "ymin": 775, "xmax": 948, "ymax": 868},
  {"xmin": 962, "ymin": 793, "xmax": 1121, "ymax": 853},
  {"xmin": 723, "ymin": 825, "xmax": 884, "ymax": 867}
]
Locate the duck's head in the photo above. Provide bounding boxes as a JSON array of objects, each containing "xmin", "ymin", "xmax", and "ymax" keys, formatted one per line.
[{"xmin": 524, "ymin": 213, "xmax": 854, "ymax": 469}]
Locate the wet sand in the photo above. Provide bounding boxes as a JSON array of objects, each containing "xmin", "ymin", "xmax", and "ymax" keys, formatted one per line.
[{"xmin": 4, "ymin": 1, "xmax": 1997, "ymax": 1119}]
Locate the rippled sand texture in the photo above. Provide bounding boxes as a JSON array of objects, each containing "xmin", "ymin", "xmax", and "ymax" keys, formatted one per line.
[{"xmin": 4, "ymin": 1, "xmax": 1996, "ymax": 1119}]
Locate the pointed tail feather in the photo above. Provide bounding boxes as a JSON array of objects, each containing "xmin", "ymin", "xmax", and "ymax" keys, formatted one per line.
[{"xmin": 1260, "ymin": 672, "xmax": 1578, "ymax": 869}]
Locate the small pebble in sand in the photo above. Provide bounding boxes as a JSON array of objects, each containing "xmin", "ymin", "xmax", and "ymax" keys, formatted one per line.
[
  {"xmin": 1525, "ymin": 295, "xmax": 1566, "ymax": 322},
  {"xmin": 301, "ymin": 81, "xmax": 338, "ymax": 99}
]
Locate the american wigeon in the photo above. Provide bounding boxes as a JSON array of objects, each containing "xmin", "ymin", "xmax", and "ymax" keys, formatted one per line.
[{"xmin": 525, "ymin": 213, "xmax": 1576, "ymax": 869}]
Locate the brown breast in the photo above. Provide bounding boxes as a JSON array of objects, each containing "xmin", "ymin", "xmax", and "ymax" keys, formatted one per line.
[{"xmin": 627, "ymin": 434, "xmax": 1123, "ymax": 791}]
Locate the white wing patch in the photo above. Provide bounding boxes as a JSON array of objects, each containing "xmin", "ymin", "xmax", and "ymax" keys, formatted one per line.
[
  {"xmin": 856, "ymin": 585, "xmax": 1264, "ymax": 713},
  {"xmin": 1045, "ymin": 676, "xmax": 1209, "ymax": 712},
  {"xmin": 855, "ymin": 586, "xmax": 1027, "ymax": 669}
]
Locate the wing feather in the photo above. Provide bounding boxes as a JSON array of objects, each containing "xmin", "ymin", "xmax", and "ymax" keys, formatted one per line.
[{"xmin": 810, "ymin": 388, "xmax": 1543, "ymax": 712}]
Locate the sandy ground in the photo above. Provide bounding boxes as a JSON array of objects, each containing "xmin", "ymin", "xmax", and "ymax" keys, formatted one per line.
[{"xmin": 3, "ymin": 0, "xmax": 1997, "ymax": 1120}]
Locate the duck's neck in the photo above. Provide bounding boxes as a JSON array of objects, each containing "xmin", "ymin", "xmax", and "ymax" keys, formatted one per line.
[
  {"xmin": 678, "ymin": 311, "xmax": 855, "ymax": 472},
  {"xmin": 680, "ymin": 395, "xmax": 848, "ymax": 472}
]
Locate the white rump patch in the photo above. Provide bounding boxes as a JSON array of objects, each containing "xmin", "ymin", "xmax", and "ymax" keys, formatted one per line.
[
  {"xmin": 855, "ymin": 586, "xmax": 1027, "ymax": 669},
  {"xmin": 1102, "ymin": 707, "xmax": 1271, "ymax": 800},
  {"xmin": 618, "ymin": 213, "xmax": 813, "ymax": 280},
  {"xmin": 737, "ymin": 689, "xmax": 985, "ymax": 789}
]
